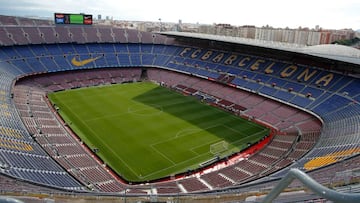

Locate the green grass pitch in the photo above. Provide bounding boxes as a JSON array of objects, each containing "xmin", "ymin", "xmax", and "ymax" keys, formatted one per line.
[{"xmin": 48, "ymin": 82, "xmax": 269, "ymax": 182}]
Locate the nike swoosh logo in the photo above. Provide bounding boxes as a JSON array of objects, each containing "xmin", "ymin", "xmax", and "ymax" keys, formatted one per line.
[{"xmin": 71, "ymin": 56, "xmax": 102, "ymax": 67}]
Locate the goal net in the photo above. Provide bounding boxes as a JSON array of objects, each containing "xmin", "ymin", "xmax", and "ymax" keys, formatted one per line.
[{"xmin": 210, "ymin": 141, "xmax": 228, "ymax": 155}]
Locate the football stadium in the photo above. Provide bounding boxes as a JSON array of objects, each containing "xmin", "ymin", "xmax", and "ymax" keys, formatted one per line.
[{"xmin": 0, "ymin": 14, "xmax": 359, "ymax": 203}]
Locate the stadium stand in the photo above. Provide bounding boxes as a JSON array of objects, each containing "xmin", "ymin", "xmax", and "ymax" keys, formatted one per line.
[
  {"xmin": 10, "ymin": 68, "xmax": 324, "ymax": 192},
  {"xmin": 0, "ymin": 15, "xmax": 359, "ymax": 202}
]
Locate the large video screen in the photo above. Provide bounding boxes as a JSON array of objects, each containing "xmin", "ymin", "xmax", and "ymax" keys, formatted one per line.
[{"xmin": 54, "ymin": 13, "xmax": 92, "ymax": 25}]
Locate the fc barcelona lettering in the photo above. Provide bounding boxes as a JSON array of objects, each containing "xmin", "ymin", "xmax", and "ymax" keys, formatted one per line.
[{"xmin": 179, "ymin": 47, "xmax": 334, "ymax": 87}]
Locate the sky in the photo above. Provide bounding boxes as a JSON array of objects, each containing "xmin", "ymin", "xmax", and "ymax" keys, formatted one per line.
[{"xmin": 0, "ymin": 0, "xmax": 359, "ymax": 30}]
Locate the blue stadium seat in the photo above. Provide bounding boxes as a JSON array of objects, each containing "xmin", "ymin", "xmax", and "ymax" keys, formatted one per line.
[
  {"xmin": 114, "ymin": 44, "xmax": 129, "ymax": 53},
  {"xmin": 10, "ymin": 59, "xmax": 33, "ymax": 74},
  {"xmin": 274, "ymin": 90, "xmax": 295, "ymax": 101},
  {"xmin": 44, "ymin": 44, "xmax": 63, "ymax": 55},
  {"xmin": 27, "ymin": 58, "xmax": 47, "ymax": 72},
  {"xmin": 74, "ymin": 44, "xmax": 89, "ymax": 54},
  {"xmin": 242, "ymin": 81, "xmax": 262, "ymax": 91},
  {"xmin": 153, "ymin": 45, "xmax": 166, "ymax": 55},
  {"xmin": 94, "ymin": 55, "xmax": 108, "ymax": 67},
  {"xmin": 141, "ymin": 44, "xmax": 153, "ymax": 54},
  {"xmin": 128, "ymin": 44, "xmax": 141, "ymax": 53},
  {"xmin": 153, "ymin": 55, "xmax": 171, "ymax": 67},
  {"xmin": 290, "ymin": 95, "xmax": 312, "ymax": 108},
  {"xmin": 253, "ymin": 73, "xmax": 272, "ymax": 84},
  {"xmin": 338, "ymin": 79, "xmax": 360, "ymax": 98},
  {"xmin": 15, "ymin": 46, "xmax": 35, "ymax": 58},
  {"xmin": 100, "ymin": 43, "xmax": 116, "ymax": 53},
  {"xmin": 141, "ymin": 54, "xmax": 155, "ymax": 65},
  {"xmin": 130, "ymin": 54, "xmax": 142, "ymax": 66},
  {"xmin": 52, "ymin": 56, "xmax": 72, "ymax": 71},
  {"xmin": 226, "ymin": 67, "xmax": 243, "ymax": 75},
  {"xmin": 86, "ymin": 43, "xmax": 103, "ymax": 54},
  {"xmin": 258, "ymin": 85, "xmax": 277, "ymax": 96},
  {"xmin": 283, "ymin": 81, "xmax": 304, "ymax": 92},
  {"xmin": 30, "ymin": 45, "xmax": 50, "ymax": 56},
  {"xmin": 59, "ymin": 44, "xmax": 76, "ymax": 55},
  {"xmin": 117, "ymin": 54, "xmax": 131, "ymax": 66},
  {"xmin": 216, "ymin": 65, "xmax": 229, "ymax": 72},
  {"xmin": 39, "ymin": 57, "xmax": 59, "ymax": 71},
  {"xmin": 312, "ymin": 94, "xmax": 352, "ymax": 115},
  {"xmin": 104, "ymin": 53, "xmax": 119, "ymax": 67}
]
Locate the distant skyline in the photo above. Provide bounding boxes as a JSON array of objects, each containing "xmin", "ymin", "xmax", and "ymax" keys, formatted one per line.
[{"xmin": 0, "ymin": 0, "xmax": 359, "ymax": 30}]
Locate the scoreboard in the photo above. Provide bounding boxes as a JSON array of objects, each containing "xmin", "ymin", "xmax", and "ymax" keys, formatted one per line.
[{"xmin": 54, "ymin": 13, "xmax": 93, "ymax": 25}]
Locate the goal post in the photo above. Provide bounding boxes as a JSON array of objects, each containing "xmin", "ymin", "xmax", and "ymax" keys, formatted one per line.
[{"xmin": 210, "ymin": 140, "xmax": 229, "ymax": 155}]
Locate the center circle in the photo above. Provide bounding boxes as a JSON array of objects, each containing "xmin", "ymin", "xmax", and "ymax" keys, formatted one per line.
[{"xmin": 128, "ymin": 104, "xmax": 163, "ymax": 116}]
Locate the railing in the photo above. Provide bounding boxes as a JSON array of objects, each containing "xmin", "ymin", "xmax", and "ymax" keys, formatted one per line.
[{"xmin": 262, "ymin": 168, "xmax": 360, "ymax": 203}]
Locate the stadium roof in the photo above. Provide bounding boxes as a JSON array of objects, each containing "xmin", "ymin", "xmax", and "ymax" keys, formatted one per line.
[
  {"xmin": 300, "ymin": 44, "xmax": 360, "ymax": 65},
  {"xmin": 161, "ymin": 31, "xmax": 360, "ymax": 66}
]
